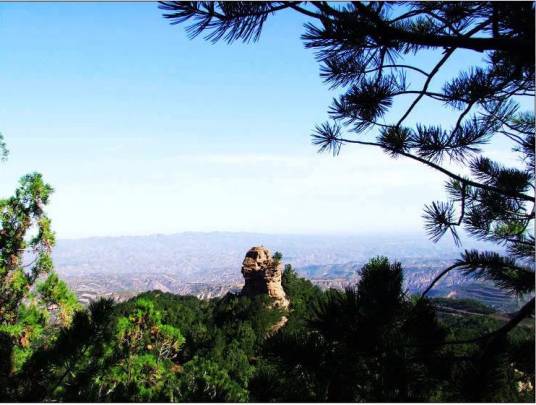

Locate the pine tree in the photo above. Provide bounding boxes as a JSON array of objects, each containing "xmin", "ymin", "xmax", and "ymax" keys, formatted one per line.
[
  {"xmin": 159, "ymin": 1, "xmax": 535, "ymax": 337},
  {"xmin": 0, "ymin": 173, "xmax": 80, "ymax": 377},
  {"xmin": 0, "ymin": 172, "xmax": 93, "ymax": 401},
  {"xmin": 87, "ymin": 297, "xmax": 185, "ymax": 402},
  {"xmin": 256, "ymin": 257, "xmax": 448, "ymax": 402}
]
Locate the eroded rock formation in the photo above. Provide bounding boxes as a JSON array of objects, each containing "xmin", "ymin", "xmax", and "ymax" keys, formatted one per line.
[{"xmin": 240, "ymin": 246, "xmax": 289, "ymax": 310}]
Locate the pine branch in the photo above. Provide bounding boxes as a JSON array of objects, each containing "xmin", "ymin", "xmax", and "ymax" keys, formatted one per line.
[
  {"xmin": 423, "ymin": 201, "xmax": 462, "ymax": 245},
  {"xmin": 420, "ymin": 263, "xmax": 465, "ymax": 298},
  {"xmin": 459, "ymin": 250, "xmax": 535, "ymax": 295},
  {"xmin": 448, "ymin": 100, "xmax": 478, "ymax": 144},
  {"xmin": 287, "ymin": 3, "xmax": 322, "ymax": 19},
  {"xmin": 159, "ymin": 1, "xmax": 295, "ymax": 43},
  {"xmin": 363, "ymin": 64, "xmax": 430, "ymax": 77},
  {"xmin": 421, "ymin": 250, "xmax": 535, "ymax": 298},
  {"xmin": 396, "ymin": 49, "xmax": 455, "ymax": 127},
  {"xmin": 336, "ymin": 136, "xmax": 534, "ymax": 202},
  {"xmin": 421, "ymin": 10, "xmax": 463, "ymax": 36},
  {"xmin": 396, "ymin": 18, "xmax": 494, "ymax": 127}
]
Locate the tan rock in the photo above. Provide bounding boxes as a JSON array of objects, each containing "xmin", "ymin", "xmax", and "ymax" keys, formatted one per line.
[{"xmin": 240, "ymin": 246, "xmax": 289, "ymax": 310}]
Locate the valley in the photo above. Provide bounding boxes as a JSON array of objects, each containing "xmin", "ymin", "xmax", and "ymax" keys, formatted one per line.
[{"xmin": 52, "ymin": 232, "xmax": 525, "ymax": 311}]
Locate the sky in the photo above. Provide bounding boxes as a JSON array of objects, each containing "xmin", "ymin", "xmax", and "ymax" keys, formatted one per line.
[{"xmin": 0, "ymin": 2, "xmax": 525, "ymax": 239}]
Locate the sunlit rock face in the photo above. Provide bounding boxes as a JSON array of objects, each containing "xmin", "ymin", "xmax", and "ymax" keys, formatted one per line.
[{"xmin": 240, "ymin": 246, "xmax": 289, "ymax": 310}]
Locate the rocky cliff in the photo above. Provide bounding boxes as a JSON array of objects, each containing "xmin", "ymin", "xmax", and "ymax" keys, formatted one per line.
[{"xmin": 240, "ymin": 246, "xmax": 289, "ymax": 310}]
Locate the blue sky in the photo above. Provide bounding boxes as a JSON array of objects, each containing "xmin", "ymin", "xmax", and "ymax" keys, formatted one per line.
[{"xmin": 0, "ymin": 2, "xmax": 523, "ymax": 238}]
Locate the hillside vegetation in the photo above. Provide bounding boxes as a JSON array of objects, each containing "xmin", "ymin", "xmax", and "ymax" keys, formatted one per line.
[{"xmin": 1, "ymin": 257, "xmax": 533, "ymax": 402}]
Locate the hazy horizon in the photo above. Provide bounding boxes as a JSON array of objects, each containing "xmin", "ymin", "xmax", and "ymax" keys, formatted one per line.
[{"xmin": 54, "ymin": 229, "xmax": 493, "ymax": 247}]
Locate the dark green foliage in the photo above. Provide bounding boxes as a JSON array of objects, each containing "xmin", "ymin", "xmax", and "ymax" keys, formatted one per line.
[
  {"xmin": 256, "ymin": 258, "xmax": 534, "ymax": 402},
  {"xmin": 213, "ymin": 293, "xmax": 283, "ymax": 340},
  {"xmin": 117, "ymin": 291, "xmax": 214, "ymax": 362},
  {"xmin": 176, "ymin": 357, "xmax": 248, "ymax": 402},
  {"xmin": 439, "ymin": 312, "xmax": 535, "ymax": 402},
  {"xmin": 0, "ymin": 331, "xmax": 13, "ymax": 399},
  {"xmin": 17, "ymin": 299, "xmax": 115, "ymax": 401},
  {"xmin": 281, "ymin": 264, "xmax": 323, "ymax": 332},
  {"xmin": 458, "ymin": 250, "xmax": 535, "ymax": 295},
  {"xmin": 54, "ymin": 290, "xmax": 284, "ymax": 402},
  {"xmin": 94, "ymin": 297, "xmax": 185, "ymax": 401},
  {"xmin": 255, "ymin": 257, "xmax": 450, "ymax": 402},
  {"xmin": 3, "ymin": 256, "xmax": 533, "ymax": 402}
]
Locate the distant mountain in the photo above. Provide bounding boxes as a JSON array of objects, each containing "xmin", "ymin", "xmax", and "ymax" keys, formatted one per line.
[
  {"xmin": 53, "ymin": 231, "xmax": 524, "ymax": 311},
  {"xmin": 53, "ymin": 231, "xmax": 498, "ymax": 280}
]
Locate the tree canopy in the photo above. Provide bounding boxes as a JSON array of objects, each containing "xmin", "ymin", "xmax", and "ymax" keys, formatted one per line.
[{"xmin": 0, "ymin": 174, "xmax": 80, "ymax": 376}]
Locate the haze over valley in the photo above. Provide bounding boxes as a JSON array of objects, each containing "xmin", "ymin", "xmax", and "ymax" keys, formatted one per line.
[{"xmin": 53, "ymin": 231, "xmax": 520, "ymax": 311}]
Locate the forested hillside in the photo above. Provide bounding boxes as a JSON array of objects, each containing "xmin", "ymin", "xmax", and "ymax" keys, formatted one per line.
[{"xmin": 1, "ymin": 256, "xmax": 533, "ymax": 401}]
